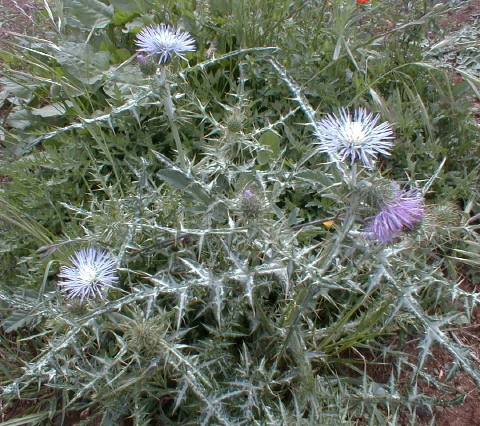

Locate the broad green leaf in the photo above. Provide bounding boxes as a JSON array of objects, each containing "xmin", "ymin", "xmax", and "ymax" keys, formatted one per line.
[
  {"xmin": 112, "ymin": 9, "xmax": 139, "ymax": 26},
  {"xmin": 111, "ymin": 48, "xmax": 133, "ymax": 64},
  {"xmin": 111, "ymin": 0, "xmax": 145, "ymax": 13},
  {"xmin": 295, "ymin": 170, "xmax": 334, "ymax": 186},
  {"xmin": 0, "ymin": 77, "xmax": 39, "ymax": 101},
  {"xmin": 2, "ymin": 309, "xmax": 36, "ymax": 333},
  {"xmin": 103, "ymin": 65, "xmax": 145, "ymax": 100},
  {"xmin": 30, "ymin": 102, "xmax": 72, "ymax": 117},
  {"xmin": 157, "ymin": 169, "xmax": 212, "ymax": 205},
  {"xmin": 125, "ymin": 17, "xmax": 150, "ymax": 33},
  {"xmin": 259, "ymin": 130, "xmax": 281, "ymax": 155},
  {"xmin": 64, "ymin": 0, "xmax": 114, "ymax": 30},
  {"xmin": 257, "ymin": 149, "xmax": 271, "ymax": 166},
  {"xmin": 5, "ymin": 108, "xmax": 35, "ymax": 130},
  {"xmin": 54, "ymin": 42, "xmax": 111, "ymax": 85},
  {"xmin": 257, "ymin": 131, "xmax": 281, "ymax": 166}
]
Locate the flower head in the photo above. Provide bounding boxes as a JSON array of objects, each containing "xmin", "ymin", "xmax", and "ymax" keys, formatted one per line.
[
  {"xmin": 243, "ymin": 189, "xmax": 254, "ymax": 201},
  {"xmin": 238, "ymin": 185, "xmax": 262, "ymax": 220},
  {"xmin": 314, "ymin": 108, "xmax": 394, "ymax": 169},
  {"xmin": 135, "ymin": 24, "xmax": 196, "ymax": 64},
  {"xmin": 366, "ymin": 188, "xmax": 424, "ymax": 243},
  {"xmin": 57, "ymin": 248, "xmax": 118, "ymax": 301}
]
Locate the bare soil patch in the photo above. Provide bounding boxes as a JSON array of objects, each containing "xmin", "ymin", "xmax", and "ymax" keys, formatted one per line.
[
  {"xmin": 0, "ymin": 0, "xmax": 43, "ymax": 49},
  {"xmin": 443, "ymin": 0, "xmax": 480, "ymax": 30}
]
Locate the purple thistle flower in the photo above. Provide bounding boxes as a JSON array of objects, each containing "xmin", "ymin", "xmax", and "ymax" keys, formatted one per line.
[
  {"xmin": 243, "ymin": 189, "xmax": 254, "ymax": 201},
  {"xmin": 135, "ymin": 24, "xmax": 196, "ymax": 64},
  {"xmin": 367, "ymin": 189, "xmax": 424, "ymax": 243},
  {"xmin": 57, "ymin": 248, "xmax": 118, "ymax": 301},
  {"xmin": 314, "ymin": 108, "xmax": 394, "ymax": 169},
  {"xmin": 239, "ymin": 186, "xmax": 262, "ymax": 219}
]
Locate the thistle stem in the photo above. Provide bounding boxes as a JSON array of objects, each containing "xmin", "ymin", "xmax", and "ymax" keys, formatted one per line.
[
  {"xmin": 315, "ymin": 164, "xmax": 360, "ymax": 275},
  {"xmin": 350, "ymin": 161, "xmax": 357, "ymax": 188},
  {"xmin": 159, "ymin": 66, "xmax": 187, "ymax": 170}
]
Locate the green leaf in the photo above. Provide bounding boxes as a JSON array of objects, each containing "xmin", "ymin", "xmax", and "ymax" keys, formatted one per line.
[
  {"xmin": 0, "ymin": 77, "xmax": 39, "ymax": 101},
  {"xmin": 103, "ymin": 64, "xmax": 143, "ymax": 100},
  {"xmin": 125, "ymin": 17, "xmax": 150, "ymax": 33},
  {"xmin": 259, "ymin": 130, "xmax": 281, "ymax": 156},
  {"xmin": 64, "ymin": 0, "xmax": 114, "ymax": 30},
  {"xmin": 5, "ymin": 108, "xmax": 35, "ymax": 130},
  {"xmin": 257, "ymin": 131, "xmax": 281, "ymax": 166},
  {"xmin": 257, "ymin": 149, "xmax": 271, "ymax": 166},
  {"xmin": 30, "ymin": 102, "xmax": 72, "ymax": 118},
  {"xmin": 111, "ymin": 0, "xmax": 145, "ymax": 13},
  {"xmin": 2, "ymin": 309, "xmax": 36, "ymax": 333},
  {"xmin": 295, "ymin": 170, "xmax": 334, "ymax": 186},
  {"xmin": 112, "ymin": 9, "xmax": 139, "ymax": 26},
  {"xmin": 54, "ymin": 42, "xmax": 111, "ymax": 85},
  {"xmin": 111, "ymin": 48, "xmax": 133, "ymax": 64},
  {"xmin": 157, "ymin": 169, "xmax": 212, "ymax": 206}
]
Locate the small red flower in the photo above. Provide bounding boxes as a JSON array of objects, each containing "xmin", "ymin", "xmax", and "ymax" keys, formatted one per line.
[{"xmin": 357, "ymin": 0, "xmax": 370, "ymax": 4}]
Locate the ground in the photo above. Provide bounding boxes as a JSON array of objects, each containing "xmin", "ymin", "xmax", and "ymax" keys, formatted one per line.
[
  {"xmin": 0, "ymin": 0, "xmax": 479, "ymax": 425},
  {"xmin": 394, "ymin": 280, "xmax": 480, "ymax": 425},
  {"xmin": 0, "ymin": 0, "xmax": 43, "ymax": 47}
]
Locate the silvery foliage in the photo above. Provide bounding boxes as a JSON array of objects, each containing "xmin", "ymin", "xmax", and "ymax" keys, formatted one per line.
[{"xmin": 0, "ymin": 2, "xmax": 479, "ymax": 425}]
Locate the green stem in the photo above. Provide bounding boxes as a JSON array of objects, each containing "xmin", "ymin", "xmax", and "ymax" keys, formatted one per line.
[
  {"xmin": 350, "ymin": 161, "xmax": 357, "ymax": 188},
  {"xmin": 315, "ymin": 169, "xmax": 360, "ymax": 276},
  {"xmin": 159, "ymin": 67, "xmax": 187, "ymax": 170}
]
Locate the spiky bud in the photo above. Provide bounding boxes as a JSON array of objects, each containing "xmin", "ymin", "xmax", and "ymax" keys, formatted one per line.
[
  {"xmin": 423, "ymin": 202, "xmax": 463, "ymax": 243},
  {"xmin": 225, "ymin": 111, "xmax": 245, "ymax": 134},
  {"xmin": 358, "ymin": 178, "xmax": 398, "ymax": 210},
  {"xmin": 137, "ymin": 54, "xmax": 158, "ymax": 76},
  {"xmin": 124, "ymin": 313, "xmax": 169, "ymax": 357}
]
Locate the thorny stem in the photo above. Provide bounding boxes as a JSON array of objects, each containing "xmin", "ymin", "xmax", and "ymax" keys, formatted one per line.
[
  {"xmin": 158, "ymin": 66, "xmax": 187, "ymax": 170},
  {"xmin": 350, "ymin": 161, "xmax": 357, "ymax": 188},
  {"xmin": 271, "ymin": 181, "xmax": 361, "ymax": 378},
  {"xmin": 315, "ymin": 164, "xmax": 360, "ymax": 276},
  {"xmin": 316, "ymin": 197, "xmax": 359, "ymax": 277}
]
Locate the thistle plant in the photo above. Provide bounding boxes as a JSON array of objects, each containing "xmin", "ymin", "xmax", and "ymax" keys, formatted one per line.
[
  {"xmin": 136, "ymin": 54, "xmax": 157, "ymax": 76},
  {"xmin": 238, "ymin": 185, "xmax": 263, "ymax": 220},
  {"xmin": 57, "ymin": 247, "xmax": 118, "ymax": 301},
  {"xmin": 0, "ymin": 1, "xmax": 479, "ymax": 425},
  {"xmin": 136, "ymin": 24, "xmax": 196, "ymax": 170}
]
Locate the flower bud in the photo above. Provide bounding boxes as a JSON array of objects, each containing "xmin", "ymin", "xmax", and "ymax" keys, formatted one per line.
[
  {"xmin": 225, "ymin": 111, "xmax": 245, "ymax": 134},
  {"xmin": 137, "ymin": 54, "xmax": 157, "ymax": 76},
  {"xmin": 239, "ymin": 187, "xmax": 262, "ymax": 220}
]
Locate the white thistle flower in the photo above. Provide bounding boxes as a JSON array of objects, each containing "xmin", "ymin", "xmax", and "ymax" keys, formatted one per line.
[
  {"xmin": 57, "ymin": 248, "xmax": 118, "ymax": 301},
  {"xmin": 313, "ymin": 108, "xmax": 394, "ymax": 169},
  {"xmin": 135, "ymin": 24, "xmax": 196, "ymax": 64}
]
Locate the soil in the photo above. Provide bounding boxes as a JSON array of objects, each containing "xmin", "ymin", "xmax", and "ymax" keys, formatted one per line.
[
  {"xmin": 370, "ymin": 288, "xmax": 480, "ymax": 426},
  {"xmin": 0, "ymin": 0, "xmax": 479, "ymax": 425},
  {"xmin": 443, "ymin": 0, "xmax": 480, "ymax": 30},
  {"xmin": 0, "ymin": 0, "xmax": 43, "ymax": 48}
]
